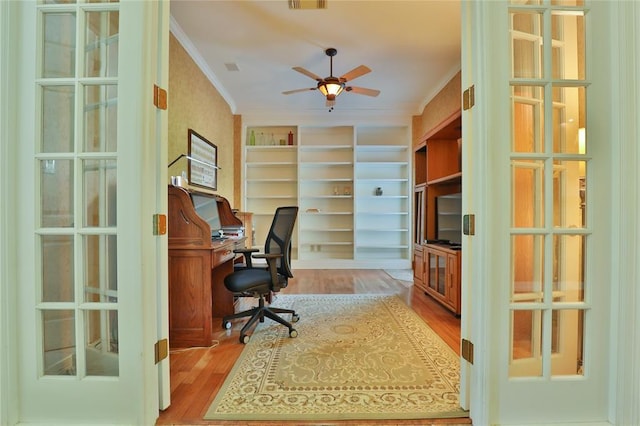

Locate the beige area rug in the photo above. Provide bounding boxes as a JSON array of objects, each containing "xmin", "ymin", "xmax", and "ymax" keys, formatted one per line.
[{"xmin": 205, "ymin": 294, "xmax": 467, "ymax": 421}]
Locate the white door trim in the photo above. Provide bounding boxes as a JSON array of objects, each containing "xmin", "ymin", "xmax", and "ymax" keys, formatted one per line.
[
  {"xmin": 463, "ymin": 1, "xmax": 509, "ymax": 424},
  {"xmin": 153, "ymin": 0, "xmax": 171, "ymax": 411},
  {"xmin": 609, "ymin": 1, "xmax": 640, "ymax": 425},
  {"xmin": 0, "ymin": 1, "xmax": 19, "ymax": 424}
]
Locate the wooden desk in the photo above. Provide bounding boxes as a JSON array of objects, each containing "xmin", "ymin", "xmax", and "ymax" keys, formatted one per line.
[{"xmin": 167, "ymin": 185, "xmax": 246, "ymax": 348}]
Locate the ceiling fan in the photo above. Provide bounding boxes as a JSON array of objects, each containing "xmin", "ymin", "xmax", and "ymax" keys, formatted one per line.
[{"xmin": 283, "ymin": 48, "xmax": 380, "ymax": 111}]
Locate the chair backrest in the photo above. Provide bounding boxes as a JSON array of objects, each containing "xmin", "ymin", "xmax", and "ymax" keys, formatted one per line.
[{"xmin": 264, "ymin": 206, "xmax": 298, "ymax": 279}]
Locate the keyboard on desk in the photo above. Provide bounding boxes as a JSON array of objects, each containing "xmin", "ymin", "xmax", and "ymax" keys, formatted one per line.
[{"xmin": 212, "ymin": 236, "xmax": 229, "ymax": 242}]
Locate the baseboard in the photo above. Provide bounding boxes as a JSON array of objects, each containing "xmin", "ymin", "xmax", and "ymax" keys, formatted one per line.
[{"xmin": 292, "ymin": 259, "xmax": 411, "ymax": 269}]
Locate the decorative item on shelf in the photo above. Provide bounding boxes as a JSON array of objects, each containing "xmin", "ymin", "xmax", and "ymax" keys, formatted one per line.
[
  {"xmin": 375, "ymin": 187, "xmax": 383, "ymax": 196},
  {"xmin": 258, "ymin": 132, "xmax": 265, "ymax": 145},
  {"xmin": 288, "ymin": 131, "xmax": 294, "ymax": 145},
  {"xmin": 269, "ymin": 133, "xmax": 276, "ymax": 145},
  {"xmin": 333, "ymin": 186, "xmax": 339, "ymax": 195},
  {"xmin": 249, "ymin": 130, "xmax": 256, "ymax": 146},
  {"xmin": 343, "ymin": 186, "xmax": 352, "ymax": 195},
  {"xmin": 279, "ymin": 138, "xmax": 286, "ymax": 145}
]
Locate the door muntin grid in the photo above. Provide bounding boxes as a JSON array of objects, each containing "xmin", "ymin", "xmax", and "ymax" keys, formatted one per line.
[
  {"xmin": 509, "ymin": 1, "xmax": 588, "ymax": 379},
  {"xmin": 37, "ymin": 0, "xmax": 120, "ymax": 378}
]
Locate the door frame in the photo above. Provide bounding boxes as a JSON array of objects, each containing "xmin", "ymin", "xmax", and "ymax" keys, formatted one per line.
[
  {"xmin": 608, "ymin": 1, "xmax": 640, "ymax": 425},
  {"xmin": 0, "ymin": 1, "xmax": 19, "ymax": 424}
]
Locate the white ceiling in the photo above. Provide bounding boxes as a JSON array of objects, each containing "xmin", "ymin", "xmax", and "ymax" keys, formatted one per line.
[{"xmin": 169, "ymin": 0, "xmax": 461, "ymax": 118}]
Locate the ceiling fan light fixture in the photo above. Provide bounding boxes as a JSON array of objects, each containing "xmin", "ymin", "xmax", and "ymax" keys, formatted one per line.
[
  {"xmin": 284, "ymin": 47, "xmax": 377, "ymax": 111},
  {"xmin": 318, "ymin": 80, "xmax": 344, "ymax": 97}
]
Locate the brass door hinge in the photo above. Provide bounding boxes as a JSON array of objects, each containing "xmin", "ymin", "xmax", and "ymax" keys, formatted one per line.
[
  {"xmin": 155, "ymin": 338, "xmax": 169, "ymax": 364},
  {"xmin": 461, "ymin": 338, "xmax": 474, "ymax": 364},
  {"xmin": 463, "ymin": 85, "xmax": 475, "ymax": 110},
  {"xmin": 463, "ymin": 214, "xmax": 475, "ymax": 236},
  {"xmin": 153, "ymin": 214, "xmax": 167, "ymax": 235},
  {"xmin": 153, "ymin": 84, "xmax": 167, "ymax": 110}
]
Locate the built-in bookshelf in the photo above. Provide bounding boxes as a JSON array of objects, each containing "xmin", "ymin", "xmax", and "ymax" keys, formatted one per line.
[
  {"xmin": 244, "ymin": 124, "xmax": 410, "ymax": 269},
  {"xmin": 354, "ymin": 126, "xmax": 410, "ymax": 262},
  {"xmin": 244, "ymin": 126, "xmax": 298, "ymax": 258},
  {"xmin": 412, "ymin": 110, "xmax": 462, "ymax": 314}
]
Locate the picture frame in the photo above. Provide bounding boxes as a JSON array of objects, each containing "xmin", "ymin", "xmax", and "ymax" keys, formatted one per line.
[{"xmin": 187, "ymin": 129, "xmax": 218, "ymax": 191}]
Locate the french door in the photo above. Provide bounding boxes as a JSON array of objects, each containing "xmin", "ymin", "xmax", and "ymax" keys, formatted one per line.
[
  {"xmin": 10, "ymin": 0, "xmax": 168, "ymax": 423},
  {"xmin": 463, "ymin": 0, "xmax": 614, "ymax": 423}
]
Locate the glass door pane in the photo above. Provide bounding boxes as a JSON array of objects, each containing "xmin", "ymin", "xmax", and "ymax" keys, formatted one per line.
[
  {"xmin": 509, "ymin": 0, "xmax": 588, "ymax": 379},
  {"xmin": 37, "ymin": 0, "xmax": 119, "ymax": 378}
]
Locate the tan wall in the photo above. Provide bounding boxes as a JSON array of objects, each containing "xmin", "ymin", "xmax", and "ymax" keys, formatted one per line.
[
  {"xmin": 412, "ymin": 71, "xmax": 462, "ymax": 148},
  {"xmin": 168, "ymin": 34, "xmax": 235, "ymax": 204}
]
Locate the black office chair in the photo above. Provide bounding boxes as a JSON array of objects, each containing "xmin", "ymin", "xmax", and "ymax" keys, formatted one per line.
[{"xmin": 222, "ymin": 206, "xmax": 299, "ymax": 344}]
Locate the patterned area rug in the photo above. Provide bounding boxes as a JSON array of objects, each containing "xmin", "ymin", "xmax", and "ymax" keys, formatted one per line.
[{"xmin": 205, "ymin": 294, "xmax": 467, "ymax": 421}]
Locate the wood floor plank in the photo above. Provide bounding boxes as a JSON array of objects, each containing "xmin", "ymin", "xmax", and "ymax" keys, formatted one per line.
[{"xmin": 156, "ymin": 269, "xmax": 467, "ymax": 425}]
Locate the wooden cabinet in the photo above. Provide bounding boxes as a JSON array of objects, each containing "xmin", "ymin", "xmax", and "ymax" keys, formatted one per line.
[
  {"xmin": 413, "ymin": 110, "xmax": 462, "ymax": 314},
  {"xmin": 413, "ymin": 244, "xmax": 425, "ymax": 291},
  {"xmin": 423, "ymin": 244, "xmax": 461, "ymax": 315}
]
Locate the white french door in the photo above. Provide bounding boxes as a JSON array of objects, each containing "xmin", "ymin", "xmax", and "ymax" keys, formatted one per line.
[
  {"xmin": 463, "ymin": 0, "xmax": 614, "ymax": 424},
  {"xmin": 11, "ymin": 0, "xmax": 168, "ymax": 423}
]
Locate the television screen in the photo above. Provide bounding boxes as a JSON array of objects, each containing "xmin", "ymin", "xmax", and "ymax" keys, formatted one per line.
[
  {"xmin": 191, "ymin": 194, "xmax": 222, "ymax": 237},
  {"xmin": 436, "ymin": 192, "xmax": 462, "ymax": 245}
]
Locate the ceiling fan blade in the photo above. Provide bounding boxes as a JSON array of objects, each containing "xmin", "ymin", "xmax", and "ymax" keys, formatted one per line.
[
  {"xmin": 292, "ymin": 66, "xmax": 323, "ymax": 81},
  {"xmin": 346, "ymin": 86, "xmax": 380, "ymax": 97},
  {"xmin": 282, "ymin": 87, "xmax": 317, "ymax": 95},
  {"xmin": 339, "ymin": 65, "xmax": 371, "ymax": 82}
]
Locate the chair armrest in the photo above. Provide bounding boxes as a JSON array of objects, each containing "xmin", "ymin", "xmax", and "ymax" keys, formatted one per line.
[
  {"xmin": 233, "ymin": 247, "xmax": 259, "ymax": 268},
  {"xmin": 253, "ymin": 253, "xmax": 283, "ymax": 286}
]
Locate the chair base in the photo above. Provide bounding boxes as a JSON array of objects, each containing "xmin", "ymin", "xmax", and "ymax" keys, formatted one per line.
[{"xmin": 222, "ymin": 295, "xmax": 299, "ymax": 343}]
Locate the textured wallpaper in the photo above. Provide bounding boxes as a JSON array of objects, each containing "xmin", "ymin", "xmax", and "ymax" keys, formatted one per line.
[
  {"xmin": 168, "ymin": 34, "xmax": 235, "ymax": 204},
  {"xmin": 414, "ymin": 71, "xmax": 462, "ymax": 148}
]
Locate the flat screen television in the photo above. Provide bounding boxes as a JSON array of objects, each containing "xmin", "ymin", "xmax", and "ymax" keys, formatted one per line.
[
  {"xmin": 436, "ymin": 192, "xmax": 462, "ymax": 246},
  {"xmin": 191, "ymin": 193, "xmax": 223, "ymax": 238}
]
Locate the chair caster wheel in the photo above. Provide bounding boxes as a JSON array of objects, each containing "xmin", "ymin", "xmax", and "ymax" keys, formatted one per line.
[
  {"xmin": 291, "ymin": 314, "xmax": 300, "ymax": 323},
  {"xmin": 289, "ymin": 329, "xmax": 298, "ymax": 338},
  {"xmin": 240, "ymin": 334, "xmax": 250, "ymax": 344},
  {"xmin": 223, "ymin": 321, "xmax": 232, "ymax": 330}
]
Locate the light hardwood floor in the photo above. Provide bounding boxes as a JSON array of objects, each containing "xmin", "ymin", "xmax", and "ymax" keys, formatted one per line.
[{"xmin": 156, "ymin": 269, "xmax": 469, "ymax": 426}]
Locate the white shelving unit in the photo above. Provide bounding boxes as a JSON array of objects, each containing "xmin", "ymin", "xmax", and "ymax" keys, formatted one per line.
[
  {"xmin": 244, "ymin": 126, "xmax": 298, "ymax": 257},
  {"xmin": 298, "ymin": 126, "xmax": 354, "ymax": 262},
  {"xmin": 243, "ymin": 124, "xmax": 410, "ymax": 268},
  {"xmin": 354, "ymin": 127, "xmax": 410, "ymax": 265}
]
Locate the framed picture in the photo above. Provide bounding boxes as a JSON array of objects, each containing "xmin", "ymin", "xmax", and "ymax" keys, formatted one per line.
[{"xmin": 187, "ymin": 129, "xmax": 218, "ymax": 191}]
